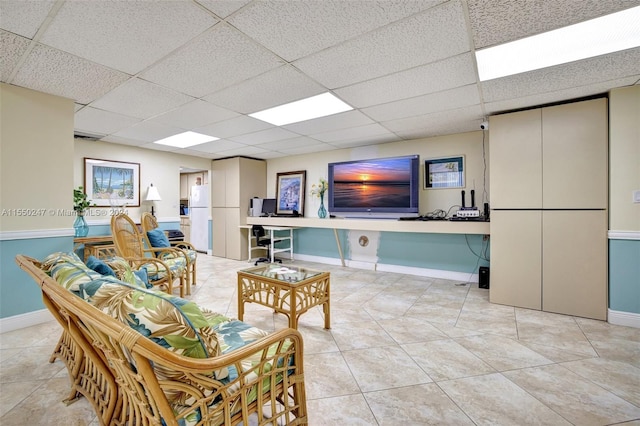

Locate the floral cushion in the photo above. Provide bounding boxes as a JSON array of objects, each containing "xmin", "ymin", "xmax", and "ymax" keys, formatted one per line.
[
  {"xmin": 104, "ymin": 256, "xmax": 150, "ymax": 288},
  {"xmin": 143, "ymin": 256, "xmax": 187, "ymax": 281}
]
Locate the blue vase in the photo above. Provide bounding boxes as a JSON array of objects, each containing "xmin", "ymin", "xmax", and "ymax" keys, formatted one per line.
[
  {"xmin": 317, "ymin": 194, "xmax": 327, "ymax": 218},
  {"xmin": 74, "ymin": 213, "xmax": 89, "ymax": 237}
]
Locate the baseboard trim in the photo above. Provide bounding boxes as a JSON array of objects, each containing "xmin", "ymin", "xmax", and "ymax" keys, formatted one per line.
[
  {"xmin": 0, "ymin": 309, "xmax": 54, "ymax": 334},
  {"xmin": 608, "ymin": 309, "xmax": 640, "ymax": 328},
  {"xmin": 292, "ymin": 254, "xmax": 479, "ymax": 282}
]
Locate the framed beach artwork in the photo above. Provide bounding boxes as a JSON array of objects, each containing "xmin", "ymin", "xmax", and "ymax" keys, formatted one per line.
[
  {"xmin": 84, "ymin": 158, "xmax": 140, "ymax": 207},
  {"xmin": 275, "ymin": 170, "xmax": 306, "ymax": 216}
]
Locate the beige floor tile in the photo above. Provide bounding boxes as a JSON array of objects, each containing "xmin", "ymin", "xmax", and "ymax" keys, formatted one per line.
[
  {"xmin": 560, "ymin": 358, "xmax": 640, "ymax": 407},
  {"xmin": 590, "ymin": 338, "xmax": 640, "ymax": 368},
  {"xmin": 342, "ymin": 345, "xmax": 431, "ymax": 392},
  {"xmin": 402, "ymin": 339, "xmax": 495, "ymax": 381},
  {"xmin": 377, "ymin": 316, "xmax": 447, "ymax": 344},
  {"xmin": 364, "ymin": 383, "xmax": 475, "ymax": 425},
  {"xmin": 455, "ymin": 334, "xmax": 554, "ymax": 371},
  {"xmin": 439, "ymin": 373, "xmax": 573, "ymax": 425},
  {"xmin": 307, "ymin": 394, "xmax": 377, "ymax": 425},
  {"xmin": 304, "ymin": 352, "xmax": 360, "ymax": 400},
  {"xmin": 1, "ymin": 376, "xmax": 96, "ymax": 426},
  {"xmin": 330, "ymin": 321, "xmax": 396, "ymax": 351},
  {"xmin": 455, "ymin": 310, "xmax": 518, "ymax": 339},
  {"xmin": 3, "ymin": 254, "xmax": 639, "ymax": 425},
  {"xmin": 504, "ymin": 364, "xmax": 640, "ymax": 425},
  {"xmin": 0, "ymin": 346, "xmax": 66, "ymax": 383}
]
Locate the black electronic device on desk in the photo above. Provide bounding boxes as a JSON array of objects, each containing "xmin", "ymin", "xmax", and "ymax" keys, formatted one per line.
[{"xmin": 260, "ymin": 198, "xmax": 277, "ymax": 217}]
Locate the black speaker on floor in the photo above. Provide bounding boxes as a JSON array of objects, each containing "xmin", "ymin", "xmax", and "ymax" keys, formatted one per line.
[{"xmin": 479, "ymin": 266, "xmax": 490, "ymax": 289}]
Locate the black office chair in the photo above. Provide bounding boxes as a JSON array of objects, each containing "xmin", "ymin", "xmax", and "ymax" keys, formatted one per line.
[{"xmin": 251, "ymin": 225, "xmax": 282, "ymax": 266}]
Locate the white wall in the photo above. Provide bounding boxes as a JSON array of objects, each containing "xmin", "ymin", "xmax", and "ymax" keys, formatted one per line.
[
  {"xmin": 74, "ymin": 140, "xmax": 211, "ymax": 223},
  {"xmin": 266, "ymin": 131, "xmax": 489, "ymax": 217}
]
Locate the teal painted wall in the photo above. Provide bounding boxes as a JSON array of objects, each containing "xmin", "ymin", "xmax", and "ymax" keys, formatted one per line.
[
  {"xmin": 294, "ymin": 228, "xmax": 349, "ymax": 259},
  {"xmin": 609, "ymin": 239, "xmax": 640, "ymax": 314},
  {"xmin": 0, "ymin": 236, "xmax": 74, "ymax": 318},
  {"xmin": 293, "ymin": 228, "xmax": 488, "ymax": 274},
  {"xmin": 378, "ymin": 232, "xmax": 489, "ymax": 273}
]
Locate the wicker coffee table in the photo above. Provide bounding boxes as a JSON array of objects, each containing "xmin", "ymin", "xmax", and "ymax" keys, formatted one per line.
[{"xmin": 237, "ymin": 264, "xmax": 330, "ymax": 329}]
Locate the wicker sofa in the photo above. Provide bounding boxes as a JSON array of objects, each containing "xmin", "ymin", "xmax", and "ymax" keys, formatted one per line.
[{"xmin": 16, "ymin": 252, "xmax": 307, "ymax": 426}]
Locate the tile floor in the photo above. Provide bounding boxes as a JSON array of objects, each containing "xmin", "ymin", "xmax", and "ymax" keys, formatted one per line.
[{"xmin": 1, "ymin": 254, "xmax": 639, "ymax": 425}]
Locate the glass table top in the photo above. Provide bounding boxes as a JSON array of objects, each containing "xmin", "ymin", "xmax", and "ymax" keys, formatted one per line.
[{"xmin": 240, "ymin": 264, "xmax": 323, "ymax": 283}]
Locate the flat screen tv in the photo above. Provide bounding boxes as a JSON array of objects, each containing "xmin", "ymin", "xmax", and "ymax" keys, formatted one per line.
[{"xmin": 328, "ymin": 154, "xmax": 420, "ymax": 218}]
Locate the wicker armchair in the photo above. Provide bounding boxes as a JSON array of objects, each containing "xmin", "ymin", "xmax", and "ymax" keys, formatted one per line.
[
  {"xmin": 141, "ymin": 212, "xmax": 197, "ymax": 293},
  {"xmin": 16, "ymin": 254, "xmax": 308, "ymax": 426},
  {"xmin": 111, "ymin": 212, "xmax": 188, "ymax": 297}
]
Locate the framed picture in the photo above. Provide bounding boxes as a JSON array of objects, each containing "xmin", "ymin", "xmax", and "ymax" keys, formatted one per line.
[
  {"xmin": 84, "ymin": 158, "xmax": 140, "ymax": 207},
  {"xmin": 275, "ymin": 170, "xmax": 306, "ymax": 216},
  {"xmin": 424, "ymin": 156, "xmax": 465, "ymax": 189}
]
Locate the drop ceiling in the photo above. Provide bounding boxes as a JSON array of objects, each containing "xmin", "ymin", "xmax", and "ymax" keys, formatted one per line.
[{"xmin": 1, "ymin": 0, "xmax": 638, "ymax": 159}]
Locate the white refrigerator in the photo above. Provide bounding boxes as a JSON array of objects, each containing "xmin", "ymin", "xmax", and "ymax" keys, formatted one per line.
[{"xmin": 189, "ymin": 185, "xmax": 209, "ymax": 252}]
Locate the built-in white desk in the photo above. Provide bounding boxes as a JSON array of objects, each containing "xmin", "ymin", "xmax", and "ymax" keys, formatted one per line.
[
  {"xmin": 245, "ymin": 217, "xmax": 490, "ymax": 266},
  {"xmin": 240, "ymin": 225, "xmax": 297, "ymax": 263}
]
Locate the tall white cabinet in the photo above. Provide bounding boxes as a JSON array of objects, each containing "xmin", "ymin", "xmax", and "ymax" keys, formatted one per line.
[
  {"xmin": 211, "ymin": 157, "xmax": 266, "ymax": 260},
  {"xmin": 489, "ymin": 98, "xmax": 608, "ymax": 320}
]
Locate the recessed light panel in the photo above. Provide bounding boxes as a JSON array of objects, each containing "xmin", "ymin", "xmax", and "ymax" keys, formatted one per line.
[
  {"xmin": 154, "ymin": 131, "xmax": 218, "ymax": 148},
  {"xmin": 249, "ymin": 92, "xmax": 353, "ymax": 126},
  {"xmin": 476, "ymin": 6, "xmax": 640, "ymax": 81}
]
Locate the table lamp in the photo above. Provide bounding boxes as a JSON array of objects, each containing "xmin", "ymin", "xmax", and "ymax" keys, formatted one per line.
[{"xmin": 146, "ymin": 183, "xmax": 161, "ymax": 217}]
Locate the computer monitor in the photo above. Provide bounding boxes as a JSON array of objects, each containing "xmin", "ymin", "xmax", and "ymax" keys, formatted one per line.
[{"xmin": 261, "ymin": 198, "xmax": 276, "ymax": 216}]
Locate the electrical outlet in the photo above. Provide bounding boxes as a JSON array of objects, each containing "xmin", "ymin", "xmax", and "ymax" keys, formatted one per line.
[{"xmin": 633, "ymin": 190, "xmax": 640, "ymax": 204}]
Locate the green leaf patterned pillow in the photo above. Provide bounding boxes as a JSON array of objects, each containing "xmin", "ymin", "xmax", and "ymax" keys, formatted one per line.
[{"xmin": 41, "ymin": 252, "xmax": 102, "ymax": 292}]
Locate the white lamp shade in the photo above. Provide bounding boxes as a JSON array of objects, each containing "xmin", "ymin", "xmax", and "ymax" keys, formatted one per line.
[{"xmin": 145, "ymin": 184, "xmax": 161, "ymax": 201}]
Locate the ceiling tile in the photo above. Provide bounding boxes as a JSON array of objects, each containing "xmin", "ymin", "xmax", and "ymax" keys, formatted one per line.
[
  {"xmin": 99, "ymin": 135, "xmax": 148, "ymax": 147},
  {"xmin": 382, "ymin": 105, "xmax": 484, "ymax": 135},
  {"xmin": 0, "ymin": 30, "xmax": 30, "ymax": 81},
  {"xmin": 468, "ymin": 0, "xmax": 636, "ymax": 49},
  {"xmin": 148, "ymin": 99, "xmax": 239, "ymax": 129},
  {"xmin": 0, "ymin": 0, "xmax": 56, "ymax": 38},
  {"xmin": 363, "ymin": 84, "xmax": 480, "ymax": 122},
  {"xmin": 293, "ymin": 1, "xmax": 469, "ymax": 88},
  {"xmin": 75, "ymin": 107, "xmax": 141, "ymax": 136},
  {"xmin": 187, "ymin": 139, "xmax": 246, "ymax": 154},
  {"xmin": 215, "ymin": 145, "xmax": 270, "ymax": 157},
  {"xmin": 12, "ymin": 43, "xmax": 130, "ymax": 104},
  {"xmin": 311, "ymin": 123, "xmax": 395, "ymax": 143},
  {"xmin": 282, "ymin": 110, "xmax": 374, "ymax": 135},
  {"xmin": 229, "ymin": 127, "xmax": 301, "ymax": 145},
  {"xmin": 329, "ymin": 133, "xmax": 400, "ymax": 148},
  {"xmin": 481, "ymin": 48, "xmax": 640, "ymax": 103},
  {"xmin": 141, "ymin": 24, "xmax": 283, "ymax": 98},
  {"xmin": 112, "ymin": 121, "xmax": 184, "ymax": 143},
  {"xmin": 278, "ymin": 142, "xmax": 338, "ymax": 155},
  {"xmin": 228, "ymin": 0, "xmax": 441, "ymax": 61},
  {"xmin": 195, "ymin": 0, "xmax": 253, "ymax": 19},
  {"xmin": 335, "ymin": 53, "xmax": 477, "ymax": 108},
  {"xmin": 204, "ymin": 65, "xmax": 326, "ymax": 114},
  {"xmin": 39, "ymin": 0, "xmax": 218, "ymax": 74},
  {"xmin": 255, "ymin": 136, "xmax": 321, "ymax": 151},
  {"xmin": 484, "ymin": 76, "xmax": 640, "ymax": 115},
  {"xmin": 90, "ymin": 78, "xmax": 194, "ymax": 119},
  {"xmin": 195, "ymin": 115, "xmax": 273, "ymax": 139}
]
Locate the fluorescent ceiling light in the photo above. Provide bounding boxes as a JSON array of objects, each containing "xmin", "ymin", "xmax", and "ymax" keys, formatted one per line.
[
  {"xmin": 249, "ymin": 92, "xmax": 353, "ymax": 126},
  {"xmin": 476, "ymin": 6, "xmax": 640, "ymax": 81},
  {"xmin": 154, "ymin": 131, "xmax": 218, "ymax": 148}
]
